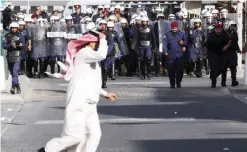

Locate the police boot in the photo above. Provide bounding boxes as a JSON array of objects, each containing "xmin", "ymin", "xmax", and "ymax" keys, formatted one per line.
[
  {"xmin": 155, "ymin": 60, "xmax": 160, "ymax": 77},
  {"xmin": 15, "ymin": 84, "xmax": 21, "ymax": 94},
  {"xmin": 33, "ymin": 59, "xmax": 39, "ymax": 78},
  {"xmin": 26, "ymin": 57, "xmax": 33, "ymax": 78},
  {"xmin": 39, "ymin": 59, "xmax": 45, "ymax": 79},
  {"xmin": 10, "ymin": 85, "xmax": 15, "ymax": 94},
  {"xmin": 43, "ymin": 59, "xmax": 49, "ymax": 77},
  {"xmin": 231, "ymin": 68, "xmax": 239, "ymax": 87},
  {"xmin": 50, "ymin": 59, "xmax": 56, "ymax": 74},
  {"xmin": 189, "ymin": 61, "xmax": 195, "ymax": 77},
  {"xmin": 37, "ymin": 147, "xmax": 46, "ymax": 152},
  {"xmin": 221, "ymin": 71, "xmax": 227, "ymax": 87},
  {"xmin": 146, "ymin": 58, "xmax": 152, "ymax": 80},
  {"xmin": 140, "ymin": 60, "xmax": 145, "ymax": 80},
  {"xmin": 195, "ymin": 60, "xmax": 202, "ymax": 78},
  {"xmin": 110, "ymin": 64, "xmax": 116, "ymax": 80},
  {"xmin": 136, "ymin": 58, "xmax": 141, "ymax": 77},
  {"xmin": 102, "ymin": 68, "xmax": 108, "ymax": 88}
]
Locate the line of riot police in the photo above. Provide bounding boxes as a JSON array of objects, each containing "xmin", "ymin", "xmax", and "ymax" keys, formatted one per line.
[{"xmin": 3, "ymin": 5, "xmax": 241, "ymax": 94}]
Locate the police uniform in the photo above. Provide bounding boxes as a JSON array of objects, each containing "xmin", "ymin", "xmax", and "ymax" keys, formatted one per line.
[
  {"xmin": 71, "ymin": 12, "xmax": 85, "ymax": 24},
  {"xmin": 221, "ymin": 22, "xmax": 240, "ymax": 86},
  {"xmin": 136, "ymin": 17, "xmax": 156, "ymax": 79},
  {"xmin": 4, "ymin": 22, "xmax": 25, "ymax": 94},
  {"xmin": 163, "ymin": 22, "xmax": 187, "ymax": 88}
]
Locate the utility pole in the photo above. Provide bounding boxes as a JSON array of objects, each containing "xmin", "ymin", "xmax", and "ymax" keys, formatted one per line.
[{"xmin": 236, "ymin": 0, "xmax": 244, "ymax": 84}]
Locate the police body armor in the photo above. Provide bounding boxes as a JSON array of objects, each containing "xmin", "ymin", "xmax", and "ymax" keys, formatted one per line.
[
  {"xmin": 138, "ymin": 25, "xmax": 152, "ymax": 47},
  {"xmin": 6, "ymin": 33, "xmax": 21, "ymax": 63},
  {"xmin": 190, "ymin": 29, "xmax": 204, "ymax": 49}
]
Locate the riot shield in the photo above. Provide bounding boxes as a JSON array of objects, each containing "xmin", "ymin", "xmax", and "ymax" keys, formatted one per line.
[
  {"xmin": 48, "ymin": 22, "xmax": 66, "ymax": 57},
  {"xmin": 114, "ymin": 22, "xmax": 129, "ymax": 57},
  {"xmin": 158, "ymin": 19, "xmax": 171, "ymax": 52}
]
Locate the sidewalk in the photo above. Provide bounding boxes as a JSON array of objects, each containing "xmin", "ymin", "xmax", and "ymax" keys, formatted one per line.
[{"xmin": 0, "ymin": 75, "xmax": 31, "ymax": 136}]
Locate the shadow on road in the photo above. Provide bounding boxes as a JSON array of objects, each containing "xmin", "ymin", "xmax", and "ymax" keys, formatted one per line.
[{"xmin": 130, "ymin": 138, "xmax": 247, "ymax": 152}]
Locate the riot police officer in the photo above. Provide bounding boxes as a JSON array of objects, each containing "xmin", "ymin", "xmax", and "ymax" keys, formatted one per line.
[
  {"xmin": 18, "ymin": 20, "xmax": 31, "ymax": 76},
  {"xmin": 154, "ymin": 13, "xmax": 165, "ymax": 77},
  {"xmin": 71, "ymin": 5, "xmax": 85, "ymax": 24},
  {"xmin": 221, "ymin": 20, "xmax": 240, "ymax": 87},
  {"xmin": 187, "ymin": 18, "xmax": 205, "ymax": 77},
  {"xmin": 130, "ymin": 16, "xmax": 142, "ymax": 77},
  {"xmin": 92, "ymin": 5, "xmax": 104, "ymax": 23},
  {"xmin": 4, "ymin": 22, "xmax": 24, "ymax": 94},
  {"xmin": 136, "ymin": 16, "xmax": 156, "ymax": 80},
  {"xmin": 49, "ymin": 16, "xmax": 66, "ymax": 74},
  {"xmin": 106, "ymin": 21, "xmax": 123, "ymax": 80},
  {"xmin": 163, "ymin": 21, "xmax": 187, "ymax": 88},
  {"xmin": 120, "ymin": 18, "xmax": 133, "ymax": 76},
  {"xmin": 31, "ymin": 18, "xmax": 49, "ymax": 78},
  {"xmin": 219, "ymin": 9, "xmax": 231, "ymax": 30}
]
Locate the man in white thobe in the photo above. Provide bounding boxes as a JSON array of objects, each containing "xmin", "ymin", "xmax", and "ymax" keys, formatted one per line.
[{"xmin": 38, "ymin": 33, "xmax": 117, "ymax": 152}]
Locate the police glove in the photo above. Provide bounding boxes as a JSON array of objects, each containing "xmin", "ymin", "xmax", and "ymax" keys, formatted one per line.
[{"xmin": 19, "ymin": 43, "xmax": 23, "ymax": 47}]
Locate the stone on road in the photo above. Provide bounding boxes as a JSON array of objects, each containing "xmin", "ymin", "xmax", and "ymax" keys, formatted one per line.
[{"xmin": 1, "ymin": 77, "xmax": 247, "ymax": 152}]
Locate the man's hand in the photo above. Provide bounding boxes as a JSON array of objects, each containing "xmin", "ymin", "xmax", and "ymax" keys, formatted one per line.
[
  {"xmin": 105, "ymin": 93, "xmax": 117, "ymax": 102},
  {"xmin": 178, "ymin": 40, "xmax": 183, "ymax": 45},
  {"xmin": 99, "ymin": 33, "xmax": 106, "ymax": 39},
  {"xmin": 19, "ymin": 43, "xmax": 23, "ymax": 47},
  {"xmin": 182, "ymin": 47, "xmax": 186, "ymax": 52},
  {"xmin": 164, "ymin": 52, "xmax": 168, "ymax": 56},
  {"xmin": 28, "ymin": 45, "xmax": 31, "ymax": 51}
]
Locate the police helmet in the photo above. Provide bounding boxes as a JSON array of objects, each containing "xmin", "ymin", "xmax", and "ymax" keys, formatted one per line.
[
  {"xmin": 17, "ymin": 14, "xmax": 25, "ymax": 20},
  {"xmin": 193, "ymin": 18, "xmax": 201, "ymax": 23},
  {"xmin": 18, "ymin": 20, "xmax": 26, "ymax": 25},
  {"xmin": 155, "ymin": 7, "xmax": 162, "ymax": 13},
  {"xmin": 229, "ymin": 20, "xmax": 236, "ymax": 26},
  {"xmin": 135, "ymin": 16, "xmax": 141, "ymax": 21},
  {"xmin": 98, "ymin": 19, "xmax": 107, "ymax": 25},
  {"xmin": 131, "ymin": 14, "xmax": 138, "ymax": 20},
  {"xmin": 9, "ymin": 22, "xmax": 19, "ymax": 28},
  {"xmin": 114, "ymin": 4, "xmax": 121, "ymax": 9},
  {"xmin": 157, "ymin": 13, "xmax": 165, "ymax": 19},
  {"xmin": 120, "ymin": 18, "xmax": 128, "ymax": 24},
  {"xmin": 24, "ymin": 17, "xmax": 33, "ymax": 22},
  {"xmin": 108, "ymin": 15, "xmax": 116, "ymax": 21},
  {"xmin": 130, "ymin": 19, "xmax": 136, "ymax": 25},
  {"xmin": 141, "ymin": 16, "xmax": 149, "ymax": 22},
  {"xmin": 107, "ymin": 21, "xmax": 115, "ymax": 28},
  {"xmin": 98, "ymin": 5, "xmax": 104, "ymax": 9},
  {"xmin": 211, "ymin": 9, "xmax": 219, "ymax": 14},
  {"xmin": 104, "ymin": 5, "xmax": 110, "ymax": 9},
  {"xmin": 65, "ymin": 15, "xmax": 73, "ymax": 20},
  {"xmin": 86, "ymin": 22, "xmax": 96, "ymax": 31}
]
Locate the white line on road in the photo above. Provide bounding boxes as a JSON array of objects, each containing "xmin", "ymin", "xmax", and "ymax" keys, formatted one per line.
[
  {"xmin": 57, "ymin": 81, "xmax": 169, "ymax": 87},
  {"xmin": 34, "ymin": 118, "xmax": 196, "ymax": 125}
]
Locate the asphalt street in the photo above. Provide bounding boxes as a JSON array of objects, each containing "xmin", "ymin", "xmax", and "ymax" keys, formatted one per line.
[{"xmin": 1, "ymin": 76, "xmax": 247, "ymax": 152}]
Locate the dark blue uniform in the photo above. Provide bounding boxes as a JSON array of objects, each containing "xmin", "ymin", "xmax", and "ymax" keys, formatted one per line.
[
  {"xmin": 71, "ymin": 13, "xmax": 85, "ymax": 24},
  {"xmin": 221, "ymin": 28, "xmax": 240, "ymax": 86},
  {"xmin": 19, "ymin": 29, "xmax": 31, "ymax": 75},
  {"xmin": 4, "ymin": 31, "xmax": 25, "ymax": 93},
  {"xmin": 163, "ymin": 30, "xmax": 187, "ymax": 87},
  {"xmin": 136, "ymin": 24, "xmax": 156, "ymax": 79},
  {"xmin": 101, "ymin": 30, "xmax": 123, "ymax": 88},
  {"xmin": 187, "ymin": 28, "xmax": 205, "ymax": 77}
]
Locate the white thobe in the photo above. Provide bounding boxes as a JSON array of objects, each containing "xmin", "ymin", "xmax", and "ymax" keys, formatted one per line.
[{"xmin": 45, "ymin": 38, "xmax": 108, "ymax": 152}]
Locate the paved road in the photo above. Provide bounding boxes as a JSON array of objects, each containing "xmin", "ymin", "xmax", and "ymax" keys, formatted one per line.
[{"xmin": 1, "ymin": 76, "xmax": 247, "ymax": 152}]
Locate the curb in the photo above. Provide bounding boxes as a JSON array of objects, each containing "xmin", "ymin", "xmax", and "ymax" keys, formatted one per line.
[{"xmin": 1, "ymin": 75, "xmax": 32, "ymax": 137}]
